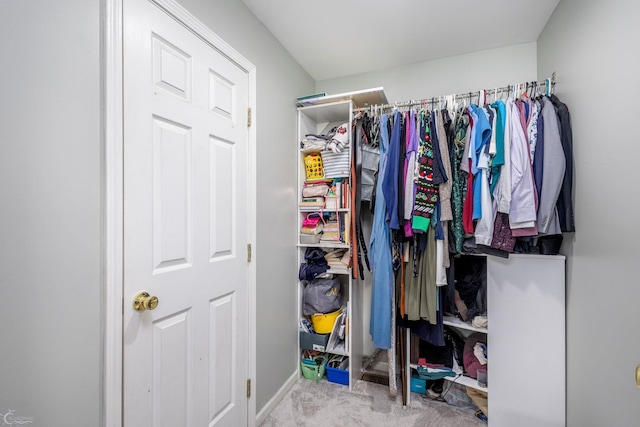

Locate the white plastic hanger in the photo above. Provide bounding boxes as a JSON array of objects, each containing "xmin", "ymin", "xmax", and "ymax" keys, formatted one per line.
[{"xmin": 545, "ymin": 77, "xmax": 551, "ymax": 97}]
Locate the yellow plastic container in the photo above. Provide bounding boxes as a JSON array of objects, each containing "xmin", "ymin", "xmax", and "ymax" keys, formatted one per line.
[
  {"xmin": 304, "ymin": 153, "xmax": 324, "ymax": 181},
  {"xmin": 311, "ymin": 309, "xmax": 342, "ymax": 334}
]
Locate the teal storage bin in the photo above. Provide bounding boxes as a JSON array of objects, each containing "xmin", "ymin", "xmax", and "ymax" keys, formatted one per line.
[{"xmin": 410, "ymin": 375, "xmax": 427, "ymax": 394}]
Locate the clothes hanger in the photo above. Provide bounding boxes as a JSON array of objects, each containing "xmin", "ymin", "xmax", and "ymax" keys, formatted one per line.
[{"xmin": 545, "ymin": 77, "xmax": 551, "ymax": 97}]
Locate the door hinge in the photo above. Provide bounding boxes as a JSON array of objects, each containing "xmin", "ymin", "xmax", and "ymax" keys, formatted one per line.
[
  {"xmin": 246, "ymin": 379, "xmax": 251, "ymax": 398},
  {"xmin": 247, "ymin": 107, "xmax": 252, "ymax": 127},
  {"xmin": 247, "ymin": 243, "xmax": 252, "ymax": 262}
]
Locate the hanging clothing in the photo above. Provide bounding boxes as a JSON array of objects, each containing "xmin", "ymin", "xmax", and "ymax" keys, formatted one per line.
[
  {"xmin": 508, "ymin": 100, "xmax": 537, "ymax": 230},
  {"xmin": 451, "ymin": 110, "xmax": 469, "ymax": 254},
  {"xmin": 360, "ymin": 83, "xmax": 574, "ymax": 356},
  {"xmin": 495, "ymin": 99, "xmax": 512, "ymax": 214},
  {"xmin": 474, "ymin": 106, "xmax": 496, "ymax": 246},
  {"xmin": 527, "ymin": 99, "xmax": 540, "ymax": 163},
  {"xmin": 435, "ymin": 110, "xmax": 452, "ymax": 269},
  {"xmin": 412, "ymin": 111, "xmax": 438, "ymax": 232},
  {"xmin": 382, "ymin": 111, "xmax": 402, "ymax": 230},
  {"xmin": 462, "ymin": 110, "xmax": 476, "ymax": 234},
  {"xmin": 370, "ymin": 115, "xmax": 394, "ymax": 350},
  {"xmin": 490, "ymin": 100, "xmax": 506, "ymax": 197},
  {"xmin": 404, "ymin": 226, "xmax": 437, "ymax": 324},
  {"xmin": 537, "ymin": 97, "xmax": 566, "ymax": 235},
  {"xmin": 533, "ymin": 99, "xmax": 545, "ymax": 204},
  {"xmin": 550, "ymin": 94, "xmax": 575, "ymax": 232},
  {"xmin": 403, "ymin": 110, "xmax": 418, "ymax": 237},
  {"xmin": 470, "ymin": 105, "xmax": 492, "ymax": 221}
]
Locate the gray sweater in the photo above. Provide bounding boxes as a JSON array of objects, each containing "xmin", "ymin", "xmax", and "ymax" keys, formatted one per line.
[{"xmin": 537, "ymin": 98, "xmax": 566, "ymax": 234}]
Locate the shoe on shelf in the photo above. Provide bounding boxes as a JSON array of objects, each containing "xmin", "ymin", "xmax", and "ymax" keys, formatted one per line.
[{"xmin": 475, "ymin": 410, "xmax": 488, "ymax": 424}]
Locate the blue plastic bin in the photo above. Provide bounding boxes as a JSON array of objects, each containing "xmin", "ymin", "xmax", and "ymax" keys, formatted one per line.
[{"xmin": 326, "ymin": 366, "xmax": 349, "ymax": 385}]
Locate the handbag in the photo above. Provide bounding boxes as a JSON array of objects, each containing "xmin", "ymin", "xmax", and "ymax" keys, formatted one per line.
[
  {"xmin": 301, "ymin": 213, "xmax": 324, "ymax": 235},
  {"xmin": 302, "ymin": 277, "xmax": 342, "ymax": 316},
  {"xmin": 302, "ymin": 183, "xmax": 329, "ymax": 198}
]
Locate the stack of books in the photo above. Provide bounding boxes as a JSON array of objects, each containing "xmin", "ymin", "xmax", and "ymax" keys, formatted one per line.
[
  {"xmin": 299, "ymin": 197, "xmax": 325, "ymax": 208},
  {"xmin": 324, "ymin": 249, "xmax": 350, "ymax": 272},
  {"xmin": 320, "ymin": 213, "xmax": 341, "ymax": 242}
]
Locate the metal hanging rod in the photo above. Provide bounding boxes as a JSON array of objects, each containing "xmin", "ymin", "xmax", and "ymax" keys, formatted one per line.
[{"xmin": 354, "ymin": 72, "xmax": 556, "ymax": 112}]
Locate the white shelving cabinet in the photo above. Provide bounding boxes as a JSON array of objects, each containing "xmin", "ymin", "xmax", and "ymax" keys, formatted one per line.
[
  {"xmin": 405, "ymin": 254, "xmax": 565, "ymax": 427},
  {"xmin": 296, "ymin": 100, "xmax": 363, "ymax": 389}
]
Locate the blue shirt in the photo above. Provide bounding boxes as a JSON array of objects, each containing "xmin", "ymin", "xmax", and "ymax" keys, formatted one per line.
[{"xmin": 382, "ymin": 111, "xmax": 402, "ymax": 230}]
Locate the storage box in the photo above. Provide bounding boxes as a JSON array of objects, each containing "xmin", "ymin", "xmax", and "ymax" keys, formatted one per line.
[
  {"xmin": 410, "ymin": 376, "xmax": 427, "ymax": 394},
  {"xmin": 300, "ymin": 355, "xmax": 327, "ymax": 381},
  {"xmin": 300, "ymin": 234, "xmax": 321, "ymax": 244},
  {"xmin": 299, "ymin": 331, "xmax": 330, "ymax": 352},
  {"xmin": 326, "ymin": 366, "xmax": 349, "ymax": 385},
  {"xmin": 324, "ymin": 195, "xmax": 338, "ymax": 210}
]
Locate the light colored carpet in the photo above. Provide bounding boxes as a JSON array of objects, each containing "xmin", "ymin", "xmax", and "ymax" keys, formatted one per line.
[{"xmin": 260, "ymin": 377, "xmax": 484, "ymax": 427}]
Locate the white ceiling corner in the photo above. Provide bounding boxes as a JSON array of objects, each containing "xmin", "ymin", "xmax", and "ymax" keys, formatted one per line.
[{"xmin": 240, "ymin": 0, "xmax": 560, "ymax": 81}]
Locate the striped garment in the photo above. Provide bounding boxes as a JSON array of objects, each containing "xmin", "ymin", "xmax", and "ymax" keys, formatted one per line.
[
  {"xmin": 412, "ymin": 111, "xmax": 439, "ymax": 233},
  {"xmin": 321, "ymin": 150, "xmax": 350, "ymax": 178}
]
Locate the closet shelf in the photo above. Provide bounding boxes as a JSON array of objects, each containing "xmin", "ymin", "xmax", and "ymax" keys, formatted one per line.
[
  {"xmin": 443, "ymin": 315, "xmax": 487, "ymax": 334},
  {"xmin": 444, "ymin": 374, "xmax": 488, "ymax": 393},
  {"xmin": 299, "ymin": 207, "xmax": 350, "ymax": 213},
  {"xmin": 298, "ymin": 243, "xmax": 350, "ymax": 249},
  {"xmin": 408, "ymin": 363, "xmax": 488, "ymax": 393},
  {"xmin": 326, "ymin": 268, "xmax": 350, "ymax": 275}
]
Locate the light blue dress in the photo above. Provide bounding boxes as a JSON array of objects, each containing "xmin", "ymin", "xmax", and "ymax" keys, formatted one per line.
[{"xmin": 369, "ymin": 114, "xmax": 394, "ymax": 349}]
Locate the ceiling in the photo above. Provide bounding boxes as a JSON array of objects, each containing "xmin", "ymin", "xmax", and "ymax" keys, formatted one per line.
[{"xmin": 240, "ymin": 0, "xmax": 560, "ymax": 81}]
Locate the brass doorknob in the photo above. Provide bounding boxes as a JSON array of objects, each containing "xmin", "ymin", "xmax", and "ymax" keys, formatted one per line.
[{"xmin": 133, "ymin": 291, "xmax": 159, "ymax": 312}]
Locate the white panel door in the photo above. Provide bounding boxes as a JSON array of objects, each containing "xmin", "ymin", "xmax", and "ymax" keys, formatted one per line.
[{"xmin": 123, "ymin": 1, "xmax": 250, "ymax": 426}]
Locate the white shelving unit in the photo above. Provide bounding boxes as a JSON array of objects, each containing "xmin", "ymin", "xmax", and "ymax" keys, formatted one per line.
[
  {"xmin": 405, "ymin": 253, "xmax": 566, "ymax": 427},
  {"xmin": 405, "ymin": 318, "xmax": 487, "ymax": 405},
  {"xmin": 296, "ymin": 100, "xmax": 362, "ymax": 389},
  {"xmin": 443, "ymin": 315, "xmax": 487, "ymax": 334}
]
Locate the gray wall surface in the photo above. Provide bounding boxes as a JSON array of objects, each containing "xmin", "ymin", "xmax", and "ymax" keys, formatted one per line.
[
  {"xmin": 0, "ymin": 1, "xmax": 102, "ymax": 426},
  {"xmin": 0, "ymin": 0, "xmax": 313, "ymax": 424},
  {"xmin": 317, "ymin": 42, "xmax": 537, "ymax": 104},
  {"xmin": 537, "ymin": 0, "xmax": 640, "ymax": 425},
  {"xmin": 9, "ymin": 0, "xmax": 640, "ymax": 425},
  {"xmin": 176, "ymin": 0, "xmax": 314, "ymax": 413}
]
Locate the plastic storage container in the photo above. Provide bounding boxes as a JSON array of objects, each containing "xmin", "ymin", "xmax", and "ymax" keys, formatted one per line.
[
  {"xmin": 326, "ymin": 366, "xmax": 349, "ymax": 385},
  {"xmin": 300, "ymin": 354, "xmax": 327, "ymax": 381},
  {"xmin": 311, "ymin": 309, "xmax": 342, "ymax": 334},
  {"xmin": 299, "ymin": 331, "xmax": 330, "ymax": 352}
]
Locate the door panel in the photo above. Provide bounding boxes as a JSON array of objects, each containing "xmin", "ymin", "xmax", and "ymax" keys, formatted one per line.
[
  {"xmin": 152, "ymin": 310, "xmax": 190, "ymax": 426},
  {"xmin": 152, "ymin": 116, "xmax": 192, "ymax": 272},
  {"xmin": 123, "ymin": 1, "xmax": 250, "ymax": 426}
]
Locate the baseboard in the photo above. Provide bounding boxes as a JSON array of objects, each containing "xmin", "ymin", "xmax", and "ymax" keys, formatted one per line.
[{"xmin": 255, "ymin": 371, "xmax": 299, "ymax": 425}]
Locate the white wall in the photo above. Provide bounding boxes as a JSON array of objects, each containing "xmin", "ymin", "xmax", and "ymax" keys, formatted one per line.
[
  {"xmin": 317, "ymin": 42, "xmax": 538, "ymax": 104},
  {"xmin": 537, "ymin": 0, "xmax": 640, "ymax": 425},
  {"xmin": 0, "ymin": 1, "xmax": 102, "ymax": 425},
  {"xmin": 139, "ymin": 0, "xmax": 316, "ymax": 414},
  {"xmin": 316, "ymin": 43, "xmax": 538, "ymax": 357}
]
